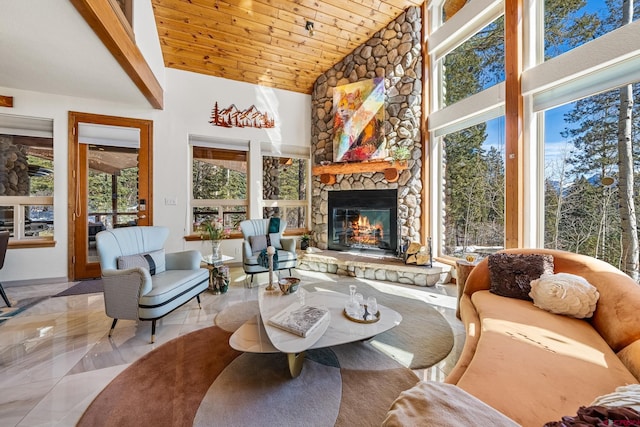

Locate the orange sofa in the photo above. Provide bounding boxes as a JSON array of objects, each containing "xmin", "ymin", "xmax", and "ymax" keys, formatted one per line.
[{"xmin": 443, "ymin": 248, "xmax": 640, "ymax": 425}]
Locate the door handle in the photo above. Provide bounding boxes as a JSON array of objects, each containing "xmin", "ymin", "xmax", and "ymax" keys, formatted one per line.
[{"xmin": 138, "ymin": 214, "xmax": 146, "ymax": 219}]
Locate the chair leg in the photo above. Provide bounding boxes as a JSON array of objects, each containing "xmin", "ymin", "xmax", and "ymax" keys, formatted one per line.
[
  {"xmin": 0, "ymin": 283, "xmax": 10, "ymax": 307},
  {"xmin": 108, "ymin": 319, "xmax": 118, "ymax": 337},
  {"xmin": 151, "ymin": 320, "xmax": 156, "ymax": 344},
  {"xmin": 196, "ymin": 294, "xmax": 202, "ymax": 309}
]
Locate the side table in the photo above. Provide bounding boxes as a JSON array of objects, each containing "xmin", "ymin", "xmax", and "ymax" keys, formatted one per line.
[
  {"xmin": 202, "ymin": 254, "xmax": 233, "ymax": 294},
  {"xmin": 455, "ymin": 260, "xmax": 477, "ymax": 320}
]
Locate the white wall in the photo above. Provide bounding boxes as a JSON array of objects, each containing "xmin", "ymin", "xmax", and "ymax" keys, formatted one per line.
[
  {"xmin": 154, "ymin": 68, "xmax": 311, "ymax": 261},
  {"xmin": 0, "ymin": 69, "xmax": 310, "ymax": 283}
]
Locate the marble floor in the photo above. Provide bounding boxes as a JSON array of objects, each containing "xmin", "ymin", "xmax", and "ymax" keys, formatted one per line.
[{"xmin": 0, "ymin": 267, "xmax": 465, "ymax": 427}]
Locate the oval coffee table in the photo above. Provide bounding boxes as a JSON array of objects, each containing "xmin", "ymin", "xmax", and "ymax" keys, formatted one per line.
[{"xmin": 229, "ymin": 284, "xmax": 402, "ymax": 377}]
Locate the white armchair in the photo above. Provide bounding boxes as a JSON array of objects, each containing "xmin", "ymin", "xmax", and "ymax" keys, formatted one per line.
[
  {"xmin": 96, "ymin": 226, "xmax": 209, "ymax": 343},
  {"xmin": 240, "ymin": 218, "xmax": 297, "ymax": 285}
]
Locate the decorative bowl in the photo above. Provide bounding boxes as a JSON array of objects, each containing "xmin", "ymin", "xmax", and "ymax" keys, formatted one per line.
[{"xmin": 278, "ymin": 277, "xmax": 300, "ymax": 294}]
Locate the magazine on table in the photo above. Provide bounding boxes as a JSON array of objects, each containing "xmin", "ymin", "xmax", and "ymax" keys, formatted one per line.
[{"xmin": 268, "ymin": 304, "xmax": 329, "ymax": 337}]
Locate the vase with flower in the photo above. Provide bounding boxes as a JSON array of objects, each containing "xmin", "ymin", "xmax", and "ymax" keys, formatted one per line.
[{"xmin": 198, "ymin": 216, "xmax": 231, "ymax": 259}]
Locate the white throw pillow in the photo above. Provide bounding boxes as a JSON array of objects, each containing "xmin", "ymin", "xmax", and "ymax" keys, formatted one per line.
[
  {"xmin": 591, "ymin": 384, "xmax": 640, "ymax": 413},
  {"xmin": 528, "ymin": 272, "xmax": 599, "ymax": 319}
]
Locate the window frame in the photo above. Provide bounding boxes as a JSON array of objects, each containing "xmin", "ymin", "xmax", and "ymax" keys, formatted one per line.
[
  {"xmin": 188, "ymin": 136, "xmax": 249, "ymax": 240},
  {"xmin": 0, "ymin": 114, "xmax": 55, "ymax": 247},
  {"xmin": 426, "ymin": 0, "xmax": 640, "ymax": 260},
  {"xmin": 260, "ymin": 143, "xmax": 311, "ymax": 234}
]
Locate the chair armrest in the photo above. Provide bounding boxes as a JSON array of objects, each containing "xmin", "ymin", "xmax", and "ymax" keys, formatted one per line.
[
  {"xmin": 101, "ymin": 268, "xmax": 152, "ymax": 320},
  {"xmin": 165, "ymin": 250, "xmax": 202, "ymax": 270},
  {"xmin": 280, "ymin": 238, "xmax": 296, "ymax": 253}
]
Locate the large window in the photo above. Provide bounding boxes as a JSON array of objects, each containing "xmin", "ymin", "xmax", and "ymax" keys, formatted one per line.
[
  {"xmin": 0, "ymin": 114, "xmax": 54, "ymax": 240},
  {"xmin": 262, "ymin": 155, "xmax": 308, "ymax": 231},
  {"xmin": 544, "ymin": 0, "xmax": 639, "ymax": 60},
  {"xmin": 191, "ymin": 145, "xmax": 247, "ymax": 232},
  {"xmin": 441, "ymin": 116, "xmax": 505, "ymax": 257},
  {"xmin": 441, "ymin": 16, "xmax": 505, "ymax": 107},
  {"xmin": 543, "ymin": 83, "xmax": 640, "ymax": 267}
]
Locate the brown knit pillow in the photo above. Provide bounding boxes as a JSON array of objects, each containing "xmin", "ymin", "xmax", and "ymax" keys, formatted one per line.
[{"xmin": 488, "ymin": 253, "xmax": 554, "ymax": 301}]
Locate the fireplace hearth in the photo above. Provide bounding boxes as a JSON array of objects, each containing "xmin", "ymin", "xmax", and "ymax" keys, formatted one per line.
[{"xmin": 328, "ymin": 189, "xmax": 398, "ymax": 254}]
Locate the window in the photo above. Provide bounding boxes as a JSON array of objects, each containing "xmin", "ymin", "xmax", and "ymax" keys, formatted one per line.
[
  {"xmin": 441, "ymin": 16, "xmax": 505, "ymax": 107},
  {"xmin": 191, "ymin": 145, "xmax": 247, "ymax": 233},
  {"xmin": 427, "ymin": 0, "xmax": 640, "ymax": 276},
  {"xmin": 543, "ymin": 83, "xmax": 640, "ymax": 267},
  {"xmin": 441, "ymin": 116, "xmax": 505, "ymax": 257},
  {"xmin": 0, "ymin": 114, "xmax": 54, "ymax": 240},
  {"xmin": 544, "ymin": 0, "xmax": 639, "ymax": 60},
  {"xmin": 262, "ymin": 155, "xmax": 308, "ymax": 231}
]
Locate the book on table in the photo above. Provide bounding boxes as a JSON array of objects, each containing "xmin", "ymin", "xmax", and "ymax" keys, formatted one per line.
[{"xmin": 268, "ymin": 304, "xmax": 330, "ymax": 337}]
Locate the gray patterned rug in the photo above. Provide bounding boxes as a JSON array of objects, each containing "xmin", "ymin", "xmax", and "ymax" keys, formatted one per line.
[
  {"xmin": 215, "ymin": 281, "xmax": 455, "ymax": 370},
  {"xmin": 53, "ymin": 279, "xmax": 103, "ymax": 297}
]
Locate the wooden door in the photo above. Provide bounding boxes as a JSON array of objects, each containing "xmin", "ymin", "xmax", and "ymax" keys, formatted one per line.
[{"xmin": 68, "ymin": 112, "xmax": 153, "ymax": 280}]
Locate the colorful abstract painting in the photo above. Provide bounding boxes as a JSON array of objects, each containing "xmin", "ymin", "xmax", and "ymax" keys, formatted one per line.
[{"xmin": 333, "ymin": 78, "xmax": 385, "ymax": 162}]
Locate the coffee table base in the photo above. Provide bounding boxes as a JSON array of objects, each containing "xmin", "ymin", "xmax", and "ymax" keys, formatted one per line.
[
  {"xmin": 287, "ymin": 352, "xmax": 306, "ymax": 378},
  {"xmin": 229, "ymin": 288, "xmax": 402, "ymax": 379}
]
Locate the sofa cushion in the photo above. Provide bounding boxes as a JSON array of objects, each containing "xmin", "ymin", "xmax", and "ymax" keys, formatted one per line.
[
  {"xmin": 457, "ymin": 291, "xmax": 638, "ymax": 426},
  {"xmin": 244, "ymin": 249, "xmax": 296, "ymax": 266},
  {"xmin": 383, "ymin": 382, "xmax": 519, "ymax": 427},
  {"xmin": 488, "ymin": 253, "xmax": 554, "ymax": 300},
  {"xmin": 117, "ymin": 249, "xmax": 166, "ymax": 275},
  {"xmin": 529, "ymin": 273, "xmax": 599, "ymax": 319},
  {"xmin": 618, "ymin": 340, "xmax": 640, "ymax": 382},
  {"xmin": 138, "ymin": 268, "xmax": 208, "ymax": 319}
]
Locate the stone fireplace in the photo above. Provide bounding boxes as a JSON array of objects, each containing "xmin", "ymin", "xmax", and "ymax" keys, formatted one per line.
[
  {"xmin": 309, "ymin": 7, "xmax": 424, "ymax": 252},
  {"xmin": 328, "ymin": 189, "xmax": 398, "ymax": 253}
]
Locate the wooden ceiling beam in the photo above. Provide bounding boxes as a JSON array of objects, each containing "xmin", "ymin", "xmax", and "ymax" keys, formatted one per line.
[
  {"xmin": 0, "ymin": 95, "xmax": 13, "ymax": 108},
  {"xmin": 72, "ymin": 0, "xmax": 164, "ymax": 109}
]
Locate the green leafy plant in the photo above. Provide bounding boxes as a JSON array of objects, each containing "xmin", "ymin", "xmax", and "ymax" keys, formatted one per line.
[{"xmin": 392, "ymin": 146, "xmax": 410, "ymax": 161}]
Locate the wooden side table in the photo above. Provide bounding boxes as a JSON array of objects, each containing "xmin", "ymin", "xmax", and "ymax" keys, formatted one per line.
[{"xmin": 455, "ymin": 260, "xmax": 477, "ymax": 320}]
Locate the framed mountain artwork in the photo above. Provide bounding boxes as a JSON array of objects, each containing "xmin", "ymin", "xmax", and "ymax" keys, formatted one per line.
[{"xmin": 332, "ymin": 78, "xmax": 386, "ymax": 162}]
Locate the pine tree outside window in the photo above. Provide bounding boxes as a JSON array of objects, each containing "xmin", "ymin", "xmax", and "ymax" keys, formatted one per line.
[
  {"xmin": 262, "ymin": 155, "xmax": 308, "ymax": 233},
  {"xmin": 191, "ymin": 145, "xmax": 247, "ymax": 233}
]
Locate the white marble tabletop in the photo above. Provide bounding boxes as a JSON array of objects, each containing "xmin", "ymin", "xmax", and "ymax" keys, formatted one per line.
[{"xmin": 229, "ymin": 285, "xmax": 402, "ymax": 355}]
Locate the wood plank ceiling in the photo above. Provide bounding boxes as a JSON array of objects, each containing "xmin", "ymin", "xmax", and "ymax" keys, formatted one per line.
[{"xmin": 151, "ymin": 0, "xmax": 424, "ymax": 94}]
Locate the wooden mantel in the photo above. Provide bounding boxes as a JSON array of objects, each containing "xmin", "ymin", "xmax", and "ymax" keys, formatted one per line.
[{"xmin": 312, "ymin": 160, "xmax": 408, "ymax": 184}]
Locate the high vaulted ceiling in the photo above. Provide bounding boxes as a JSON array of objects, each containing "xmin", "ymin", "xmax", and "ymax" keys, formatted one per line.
[{"xmin": 151, "ymin": 0, "xmax": 424, "ymax": 94}]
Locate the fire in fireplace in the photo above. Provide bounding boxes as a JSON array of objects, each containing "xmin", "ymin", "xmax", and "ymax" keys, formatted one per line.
[{"xmin": 328, "ymin": 189, "xmax": 398, "ymax": 253}]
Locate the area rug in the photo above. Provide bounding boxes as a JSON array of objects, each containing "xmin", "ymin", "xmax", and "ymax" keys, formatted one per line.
[
  {"xmin": 78, "ymin": 325, "xmax": 419, "ymax": 427},
  {"xmin": 53, "ymin": 279, "xmax": 103, "ymax": 297},
  {"xmin": 215, "ymin": 282, "xmax": 455, "ymax": 370}
]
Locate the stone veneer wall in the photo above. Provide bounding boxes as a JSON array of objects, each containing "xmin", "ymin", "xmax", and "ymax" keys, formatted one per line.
[
  {"xmin": 310, "ymin": 6, "xmax": 423, "ymax": 250},
  {"xmin": 0, "ymin": 136, "xmax": 30, "ymax": 196}
]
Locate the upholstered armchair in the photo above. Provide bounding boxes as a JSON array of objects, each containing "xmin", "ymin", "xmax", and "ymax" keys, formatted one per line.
[
  {"xmin": 240, "ymin": 218, "xmax": 297, "ymax": 285},
  {"xmin": 96, "ymin": 226, "xmax": 209, "ymax": 343}
]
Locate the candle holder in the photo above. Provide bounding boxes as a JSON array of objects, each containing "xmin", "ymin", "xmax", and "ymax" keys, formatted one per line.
[{"xmin": 265, "ymin": 246, "xmax": 277, "ymax": 291}]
